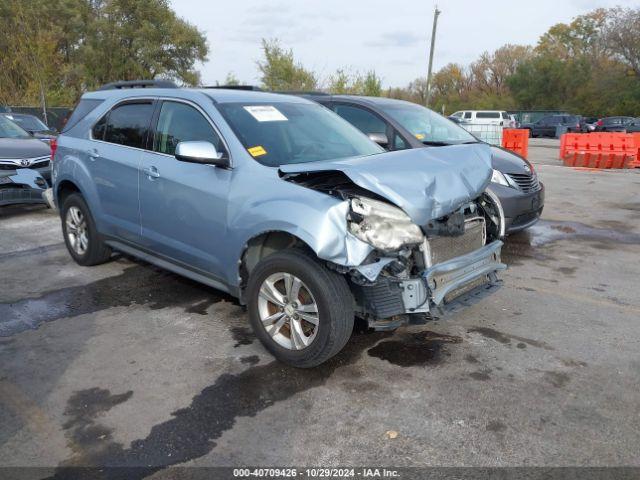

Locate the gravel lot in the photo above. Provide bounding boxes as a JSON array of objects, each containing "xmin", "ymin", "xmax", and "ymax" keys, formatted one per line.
[{"xmin": 1, "ymin": 139, "xmax": 640, "ymax": 476}]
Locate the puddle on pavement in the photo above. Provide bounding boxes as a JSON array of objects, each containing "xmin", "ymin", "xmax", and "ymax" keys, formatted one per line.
[
  {"xmin": 53, "ymin": 331, "xmax": 389, "ymax": 478},
  {"xmin": 502, "ymin": 219, "xmax": 640, "ymax": 265},
  {"xmin": 367, "ymin": 331, "xmax": 462, "ymax": 367},
  {"xmin": 0, "ymin": 262, "xmax": 236, "ymax": 337}
]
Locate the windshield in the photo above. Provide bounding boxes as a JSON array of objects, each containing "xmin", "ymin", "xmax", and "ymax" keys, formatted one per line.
[
  {"xmin": 216, "ymin": 102, "xmax": 383, "ymax": 166},
  {"xmin": 378, "ymin": 102, "xmax": 477, "ymax": 145},
  {"xmin": 0, "ymin": 116, "xmax": 32, "ymax": 139},
  {"xmin": 7, "ymin": 114, "xmax": 48, "ymax": 131}
]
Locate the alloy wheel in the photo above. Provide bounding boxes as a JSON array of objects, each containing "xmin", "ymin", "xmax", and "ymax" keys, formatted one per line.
[
  {"xmin": 257, "ymin": 272, "xmax": 319, "ymax": 350},
  {"xmin": 66, "ymin": 206, "xmax": 89, "ymax": 256}
]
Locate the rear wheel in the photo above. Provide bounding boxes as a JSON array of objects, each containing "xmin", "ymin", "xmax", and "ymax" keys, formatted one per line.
[
  {"xmin": 61, "ymin": 193, "xmax": 112, "ymax": 266},
  {"xmin": 246, "ymin": 250, "xmax": 354, "ymax": 368}
]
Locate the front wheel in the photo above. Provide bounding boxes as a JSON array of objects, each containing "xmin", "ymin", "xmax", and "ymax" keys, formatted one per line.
[{"xmin": 246, "ymin": 250, "xmax": 354, "ymax": 368}]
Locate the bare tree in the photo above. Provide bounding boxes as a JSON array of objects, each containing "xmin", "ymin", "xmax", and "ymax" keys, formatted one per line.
[{"xmin": 604, "ymin": 7, "xmax": 640, "ymax": 77}]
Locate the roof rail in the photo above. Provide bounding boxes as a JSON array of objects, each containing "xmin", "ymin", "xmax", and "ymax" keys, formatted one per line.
[
  {"xmin": 97, "ymin": 80, "xmax": 179, "ymax": 91},
  {"xmin": 204, "ymin": 85, "xmax": 263, "ymax": 91}
]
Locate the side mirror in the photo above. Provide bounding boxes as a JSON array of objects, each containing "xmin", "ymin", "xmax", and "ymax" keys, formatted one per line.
[
  {"xmin": 175, "ymin": 141, "xmax": 229, "ymax": 168},
  {"xmin": 368, "ymin": 132, "xmax": 389, "ymax": 147}
]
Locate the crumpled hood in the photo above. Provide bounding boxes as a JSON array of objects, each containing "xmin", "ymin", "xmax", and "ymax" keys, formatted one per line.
[{"xmin": 280, "ymin": 143, "xmax": 493, "ymax": 225}]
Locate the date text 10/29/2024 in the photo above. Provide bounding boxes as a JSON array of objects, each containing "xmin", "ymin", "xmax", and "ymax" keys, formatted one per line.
[{"xmin": 233, "ymin": 468, "xmax": 400, "ymax": 478}]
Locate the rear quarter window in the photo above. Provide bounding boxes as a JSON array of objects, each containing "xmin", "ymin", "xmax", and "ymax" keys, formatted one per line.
[
  {"xmin": 476, "ymin": 112, "xmax": 500, "ymax": 119},
  {"xmin": 62, "ymin": 99, "xmax": 104, "ymax": 133}
]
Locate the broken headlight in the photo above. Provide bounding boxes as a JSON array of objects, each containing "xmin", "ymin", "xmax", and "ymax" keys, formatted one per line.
[{"xmin": 348, "ymin": 196, "xmax": 424, "ymax": 251}]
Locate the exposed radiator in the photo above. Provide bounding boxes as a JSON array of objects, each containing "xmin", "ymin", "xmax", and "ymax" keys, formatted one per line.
[{"xmin": 425, "ymin": 217, "xmax": 486, "ymax": 266}]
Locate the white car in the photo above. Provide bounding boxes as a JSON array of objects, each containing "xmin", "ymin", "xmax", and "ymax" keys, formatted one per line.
[{"xmin": 450, "ymin": 110, "xmax": 517, "ymax": 128}]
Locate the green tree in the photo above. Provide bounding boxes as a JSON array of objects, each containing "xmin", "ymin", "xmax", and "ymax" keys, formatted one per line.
[
  {"xmin": 0, "ymin": 0, "xmax": 208, "ymax": 106},
  {"xmin": 257, "ymin": 39, "xmax": 317, "ymax": 91},
  {"xmin": 359, "ymin": 70, "xmax": 382, "ymax": 96},
  {"xmin": 328, "ymin": 68, "xmax": 382, "ymax": 96},
  {"xmin": 327, "ymin": 69, "xmax": 352, "ymax": 94}
]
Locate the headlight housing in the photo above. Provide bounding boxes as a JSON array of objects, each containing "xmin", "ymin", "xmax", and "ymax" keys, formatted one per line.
[
  {"xmin": 491, "ymin": 169, "xmax": 510, "ymax": 187},
  {"xmin": 348, "ymin": 196, "xmax": 424, "ymax": 251}
]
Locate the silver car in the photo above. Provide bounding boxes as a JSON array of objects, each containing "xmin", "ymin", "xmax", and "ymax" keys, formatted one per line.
[{"xmin": 51, "ymin": 83, "xmax": 506, "ymax": 367}]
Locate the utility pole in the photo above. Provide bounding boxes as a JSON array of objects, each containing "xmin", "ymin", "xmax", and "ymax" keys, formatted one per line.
[{"xmin": 425, "ymin": 4, "xmax": 441, "ymax": 108}]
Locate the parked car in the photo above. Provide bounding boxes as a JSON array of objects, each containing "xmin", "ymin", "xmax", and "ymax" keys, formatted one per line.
[
  {"xmin": 594, "ymin": 116, "xmax": 636, "ymax": 133},
  {"xmin": 49, "ymin": 82, "xmax": 506, "ymax": 367},
  {"xmin": 581, "ymin": 117, "xmax": 600, "ymax": 132},
  {"xmin": 522, "ymin": 114, "xmax": 584, "ymax": 138},
  {"xmin": 0, "ymin": 115, "xmax": 52, "ymax": 185},
  {"xmin": 450, "ymin": 110, "xmax": 516, "ymax": 128},
  {"xmin": 625, "ymin": 118, "xmax": 640, "ymax": 133},
  {"xmin": 302, "ymin": 95, "xmax": 544, "ymax": 238},
  {"xmin": 0, "ymin": 113, "xmax": 57, "ymax": 143},
  {"xmin": 0, "ymin": 168, "xmax": 48, "ymax": 207}
]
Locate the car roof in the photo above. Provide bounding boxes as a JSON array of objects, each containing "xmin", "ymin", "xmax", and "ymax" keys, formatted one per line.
[
  {"xmin": 303, "ymin": 94, "xmax": 422, "ymax": 109},
  {"xmin": 82, "ymin": 87, "xmax": 312, "ymax": 105}
]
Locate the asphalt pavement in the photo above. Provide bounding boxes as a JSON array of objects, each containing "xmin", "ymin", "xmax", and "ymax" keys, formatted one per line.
[{"xmin": 1, "ymin": 139, "xmax": 639, "ymax": 475}]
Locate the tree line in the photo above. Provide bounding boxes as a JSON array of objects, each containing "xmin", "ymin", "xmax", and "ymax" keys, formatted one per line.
[
  {"xmin": 256, "ymin": 7, "xmax": 640, "ymax": 116},
  {"xmin": 1, "ymin": 2, "xmax": 638, "ymax": 117}
]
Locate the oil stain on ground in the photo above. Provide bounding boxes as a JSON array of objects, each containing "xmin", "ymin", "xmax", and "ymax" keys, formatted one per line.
[
  {"xmin": 367, "ymin": 331, "xmax": 462, "ymax": 367},
  {"xmin": 62, "ymin": 388, "xmax": 133, "ymax": 456},
  {"xmin": 468, "ymin": 326, "xmax": 554, "ymax": 351},
  {"xmin": 230, "ymin": 326, "xmax": 255, "ymax": 347},
  {"xmin": 469, "ymin": 368, "xmax": 492, "ymax": 381},
  {"xmin": 52, "ymin": 331, "xmax": 389, "ymax": 480},
  {"xmin": 0, "ymin": 261, "xmax": 235, "ymax": 337}
]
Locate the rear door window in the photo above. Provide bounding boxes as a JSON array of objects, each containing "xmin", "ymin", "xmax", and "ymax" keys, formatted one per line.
[
  {"xmin": 333, "ymin": 104, "xmax": 387, "ymax": 135},
  {"xmin": 102, "ymin": 102, "xmax": 154, "ymax": 148}
]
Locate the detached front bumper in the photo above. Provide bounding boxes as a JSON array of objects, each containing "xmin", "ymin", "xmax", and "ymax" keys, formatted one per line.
[
  {"xmin": 422, "ymin": 240, "xmax": 505, "ymax": 305},
  {"xmin": 355, "ymin": 241, "xmax": 506, "ymax": 323}
]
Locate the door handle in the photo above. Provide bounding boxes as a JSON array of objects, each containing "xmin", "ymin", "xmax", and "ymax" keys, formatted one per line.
[
  {"xmin": 143, "ymin": 166, "xmax": 160, "ymax": 179},
  {"xmin": 88, "ymin": 148, "xmax": 99, "ymax": 161}
]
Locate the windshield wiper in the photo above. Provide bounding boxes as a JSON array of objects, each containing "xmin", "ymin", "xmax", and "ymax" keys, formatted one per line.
[{"xmin": 421, "ymin": 140, "xmax": 453, "ymax": 146}]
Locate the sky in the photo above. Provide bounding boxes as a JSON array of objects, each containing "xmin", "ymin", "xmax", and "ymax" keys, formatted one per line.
[{"xmin": 170, "ymin": 0, "xmax": 636, "ymax": 88}]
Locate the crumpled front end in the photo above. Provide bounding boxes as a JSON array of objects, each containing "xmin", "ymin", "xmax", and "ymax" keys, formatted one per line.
[
  {"xmin": 346, "ymin": 200, "xmax": 506, "ymax": 328},
  {"xmin": 278, "ymin": 144, "xmax": 504, "ymax": 325}
]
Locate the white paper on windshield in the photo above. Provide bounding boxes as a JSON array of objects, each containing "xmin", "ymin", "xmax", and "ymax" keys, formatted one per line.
[{"xmin": 244, "ymin": 106, "xmax": 288, "ymax": 122}]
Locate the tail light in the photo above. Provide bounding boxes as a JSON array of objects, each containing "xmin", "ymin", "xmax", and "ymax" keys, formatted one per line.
[{"xmin": 50, "ymin": 137, "xmax": 57, "ymax": 162}]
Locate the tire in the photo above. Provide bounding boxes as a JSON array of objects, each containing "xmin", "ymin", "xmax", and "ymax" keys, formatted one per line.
[
  {"xmin": 61, "ymin": 193, "xmax": 112, "ymax": 266},
  {"xmin": 246, "ymin": 249, "xmax": 354, "ymax": 368}
]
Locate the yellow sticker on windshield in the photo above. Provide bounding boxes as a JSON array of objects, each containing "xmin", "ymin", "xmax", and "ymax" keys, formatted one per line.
[
  {"xmin": 415, "ymin": 133, "xmax": 425, "ymax": 140},
  {"xmin": 248, "ymin": 146, "xmax": 267, "ymax": 157}
]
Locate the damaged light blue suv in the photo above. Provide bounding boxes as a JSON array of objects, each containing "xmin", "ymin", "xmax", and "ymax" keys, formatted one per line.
[{"xmin": 50, "ymin": 81, "xmax": 506, "ymax": 367}]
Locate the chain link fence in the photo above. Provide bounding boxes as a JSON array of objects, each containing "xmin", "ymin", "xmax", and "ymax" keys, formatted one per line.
[{"xmin": 459, "ymin": 124, "xmax": 503, "ymax": 146}]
